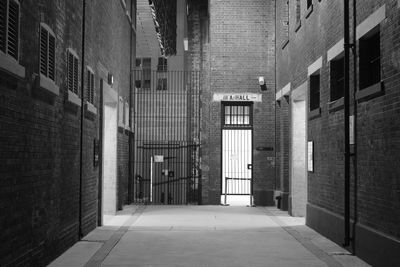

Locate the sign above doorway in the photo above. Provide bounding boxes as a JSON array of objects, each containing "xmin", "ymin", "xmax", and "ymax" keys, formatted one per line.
[{"xmin": 213, "ymin": 93, "xmax": 262, "ymax": 102}]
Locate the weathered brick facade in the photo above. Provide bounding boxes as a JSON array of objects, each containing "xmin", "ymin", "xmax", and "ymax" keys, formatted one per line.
[
  {"xmin": 276, "ymin": 0, "xmax": 400, "ymax": 265},
  {"xmin": 187, "ymin": 0, "xmax": 276, "ymax": 205},
  {"xmin": 0, "ymin": 0, "xmax": 135, "ymax": 265}
]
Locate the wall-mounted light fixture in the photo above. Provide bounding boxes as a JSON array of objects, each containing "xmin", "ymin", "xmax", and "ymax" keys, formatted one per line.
[{"xmin": 259, "ymin": 76, "xmax": 267, "ymax": 91}]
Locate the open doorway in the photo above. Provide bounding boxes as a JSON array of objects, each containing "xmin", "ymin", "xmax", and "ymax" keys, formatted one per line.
[
  {"xmin": 221, "ymin": 103, "xmax": 253, "ymax": 206},
  {"xmin": 290, "ymin": 83, "xmax": 307, "ymax": 217},
  {"xmin": 100, "ymin": 80, "xmax": 118, "ymax": 224}
]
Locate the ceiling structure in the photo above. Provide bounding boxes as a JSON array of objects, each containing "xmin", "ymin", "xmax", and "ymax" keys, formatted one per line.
[
  {"xmin": 136, "ymin": 0, "xmax": 161, "ymax": 58},
  {"xmin": 136, "ymin": 0, "xmax": 177, "ymax": 58}
]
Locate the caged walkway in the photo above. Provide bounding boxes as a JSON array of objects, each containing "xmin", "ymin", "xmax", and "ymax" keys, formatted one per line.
[{"xmin": 49, "ymin": 205, "xmax": 370, "ymax": 267}]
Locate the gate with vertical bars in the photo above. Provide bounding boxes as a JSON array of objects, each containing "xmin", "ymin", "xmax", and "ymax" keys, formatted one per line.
[{"xmin": 132, "ymin": 70, "xmax": 201, "ymax": 205}]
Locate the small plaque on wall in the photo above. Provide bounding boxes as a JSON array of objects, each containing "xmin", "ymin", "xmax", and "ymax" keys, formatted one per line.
[{"xmin": 308, "ymin": 141, "xmax": 314, "ymax": 172}]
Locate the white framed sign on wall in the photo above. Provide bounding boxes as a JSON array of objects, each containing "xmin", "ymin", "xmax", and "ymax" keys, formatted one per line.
[{"xmin": 308, "ymin": 141, "xmax": 314, "ymax": 172}]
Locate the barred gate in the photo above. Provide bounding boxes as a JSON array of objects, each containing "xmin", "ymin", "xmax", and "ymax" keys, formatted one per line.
[{"xmin": 132, "ymin": 70, "xmax": 201, "ymax": 205}]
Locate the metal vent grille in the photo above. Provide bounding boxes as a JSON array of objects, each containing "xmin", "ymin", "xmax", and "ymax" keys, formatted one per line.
[
  {"xmin": 7, "ymin": 0, "xmax": 19, "ymax": 60},
  {"xmin": 86, "ymin": 70, "xmax": 94, "ymax": 104},
  {"xmin": 73, "ymin": 56, "xmax": 78, "ymax": 94},
  {"xmin": 0, "ymin": 0, "xmax": 6, "ymax": 53},
  {"xmin": 48, "ymin": 34, "xmax": 55, "ymax": 80},
  {"xmin": 67, "ymin": 52, "xmax": 74, "ymax": 92},
  {"xmin": 40, "ymin": 27, "xmax": 48, "ymax": 75}
]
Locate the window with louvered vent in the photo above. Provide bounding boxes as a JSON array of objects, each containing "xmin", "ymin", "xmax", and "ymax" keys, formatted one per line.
[
  {"xmin": 67, "ymin": 49, "xmax": 79, "ymax": 94},
  {"xmin": 40, "ymin": 24, "xmax": 56, "ymax": 81},
  {"xmin": 0, "ymin": 0, "xmax": 20, "ymax": 60},
  {"xmin": 86, "ymin": 67, "xmax": 95, "ymax": 104},
  {"xmin": 0, "ymin": 0, "xmax": 6, "ymax": 53}
]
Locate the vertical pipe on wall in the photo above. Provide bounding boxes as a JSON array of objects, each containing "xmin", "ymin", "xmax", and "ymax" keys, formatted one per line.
[
  {"xmin": 351, "ymin": 0, "xmax": 358, "ymax": 254},
  {"xmin": 128, "ymin": 0, "xmax": 134, "ymax": 204},
  {"xmin": 343, "ymin": 0, "xmax": 351, "ymax": 248},
  {"xmin": 79, "ymin": 0, "xmax": 87, "ymax": 239},
  {"xmin": 274, "ymin": 0, "xmax": 278, "ymax": 193}
]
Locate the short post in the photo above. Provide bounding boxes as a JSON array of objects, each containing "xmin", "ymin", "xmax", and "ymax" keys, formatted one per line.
[
  {"xmin": 150, "ymin": 156, "xmax": 153, "ymax": 203},
  {"xmin": 224, "ymin": 177, "xmax": 228, "ymax": 206}
]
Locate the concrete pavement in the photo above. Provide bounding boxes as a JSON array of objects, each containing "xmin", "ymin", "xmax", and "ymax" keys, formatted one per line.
[{"xmin": 49, "ymin": 205, "xmax": 370, "ymax": 267}]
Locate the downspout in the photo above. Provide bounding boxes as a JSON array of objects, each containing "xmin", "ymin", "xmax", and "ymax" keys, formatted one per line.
[
  {"xmin": 128, "ymin": 1, "xmax": 133, "ymax": 203},
  {"xmin": 274, "ymin": 0, "xmax": 278, "ymax": 192},
  {"xmin": 79, "ymin": 0, "xmax": 86, "ymax": 239},
  {"xmin": 343, "ymin": 0, "xmax": 352, "ymax": 247},
  {"xmin": 351, "ymin": 0, "xmax": 358, "ymax": 254}
]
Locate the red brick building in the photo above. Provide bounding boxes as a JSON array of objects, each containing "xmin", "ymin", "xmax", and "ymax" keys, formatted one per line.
[
  {"xmin": 1, "ymin": 0, "xmax": 400, "ymax": 266},
  {"xmin": 0, "ymin": 0, "xmax": 136, "ymax": 265},
  {"xmin": 275, "ymin": 0, "xmax": 400, "ymax": 266},
  {"xmin": 186, "ymin": 0, "xmax": 277, "ymax": 206}
]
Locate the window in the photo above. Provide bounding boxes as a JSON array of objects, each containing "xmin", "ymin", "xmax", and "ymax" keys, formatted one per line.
[
  {"xmin": 223, "ymin": 104, "xmax": 252, "ymax": 126},
  {"xmin": 86, "ymin": 67, "xmax": 94, "ymax": 104},
  {"xmin": 0, "ymin": 0, "xmax": 20, "ymax": 60},
  {"xmin": 307, "ymin": 0, "xmax": 312, "ymax": 9},
  {"xmin": 309, "ymin": 73, "xmax": 320, "ymax": 111},
  {"xmin": 142, "ymin": 58, "xmax": 151, "ymax": 89},
  {"xmin": 157, "ymin": 57, "xmax": 167, "ymax": 71},
  {"xmin": 135, "ymin": 58, "xmax": 141, "ymax": 68},
  {"xmin": 40, "ymin": 23, "xmax": 55, "ymax": 81},
  {"xmin": 67, "ymin": 49, "xmax": 79, "ymax": 94},
  {"xmin": 125, "ymin": 101, "xmax": 129, "ymax": 129},
  {"xmin": 118, "ymin": 97, "xmax": 124, "ymax": 127},
  {"xmin": 157, "ymin": 77, "xmax": 167, "ymax": 90},
  {"xmin": 295, "ymin": 0, "xmax": 301, "ymax": 25},
  {"xmin": 359, "ymin": 29, "xmax": 380, "ymax": 90},
  {"xmin": 330, "ymin": 57, "xmax": 344, "ymax": 101}
]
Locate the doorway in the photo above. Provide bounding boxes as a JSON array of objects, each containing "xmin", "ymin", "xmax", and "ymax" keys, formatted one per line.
[
  {"xmin": 101, "ymin": 80, "xmax": 118, "ymax": 224},
  {"xmin": 290, "ymin": 83, "xmax": 307, "ymax": 217},
  {"xmin": 221, "ymin": 103, "xmax": 253, "ymax": 206}
]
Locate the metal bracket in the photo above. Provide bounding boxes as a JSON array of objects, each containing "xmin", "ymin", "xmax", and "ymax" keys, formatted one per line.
[{"xmin": 344, "ymin": 43, "xmax": 355, "ymax": 53}]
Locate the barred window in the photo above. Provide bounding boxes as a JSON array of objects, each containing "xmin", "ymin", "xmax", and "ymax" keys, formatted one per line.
[
  {"xmin": 157, "ymin": 57, "xmax": 167, "ymax": 71},
  {"xmin": 40, "ymin": 23, "xmax": 56, "ymax": 81},
  {"xmin": 67, "ymin": 49, "xmax": 79, "ymax": 94},
  {"xmin": 223, "ymin": 104, "xmax": 252, "ymax": 126},
  {"xmin": 86, "ymin": 67, "xmax": 94, "ymax": 104},
  {"xmin": 142, "ymin": 58, "xmax": 151, "ymax": 89},
  {"xmin": 0, "ymin": 0, "xmax": 20, "ymax": 60}
]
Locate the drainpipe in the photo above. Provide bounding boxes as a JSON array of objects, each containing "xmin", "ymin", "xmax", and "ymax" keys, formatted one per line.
[
  {"xmin": 128, "ymin": 1, "xmax": 133, "ymax": 203},
  {"xmin": 351, "ymin": 0, "xmax": 358, "ymax": 254},
  {"xmin": 343, "ymin": 0, "xmax": 351, "ymax": 247},
  {"xmin": 274, "ymin": 0, "xmax": 278, "ymax": 192},
  {"xmin": 79, "ymin": 0, "xmax": 87, "ymax": 239}
]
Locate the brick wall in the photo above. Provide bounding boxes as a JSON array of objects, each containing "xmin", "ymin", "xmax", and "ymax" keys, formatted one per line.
[
  {"xmin": 0, "ymin": 0, "xmax": 135, "ymax": 265},
  {"xmin": 275, "ymin": 0, "xmax": 290, "ymax": 210},
  {"xmin": 276, "ymin": 0, "xmax": 400, "ymax": 265},
  {"xmin": 187, "ymin": 0, "xmax": 276, "ymax": 205}
]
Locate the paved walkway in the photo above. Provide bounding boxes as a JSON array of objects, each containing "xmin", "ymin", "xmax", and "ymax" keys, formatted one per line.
[{"xmin": 49, "ymin": 205, "xmax": 370, "ymax": 267}]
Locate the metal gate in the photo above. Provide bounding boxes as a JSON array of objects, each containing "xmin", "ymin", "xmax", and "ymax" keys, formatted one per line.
[
  {"xmin": 221, "ymin": 103, "xmax": 253, "ymax": 205},
  {"xmin": 132, "ymin": 70, "xmax": 201, "ymax": 205}
]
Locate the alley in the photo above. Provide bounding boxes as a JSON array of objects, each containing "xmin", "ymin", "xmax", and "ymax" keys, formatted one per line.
[{"xmin": 49, "ymin": 206, "xmax": 369, "ymax": 267}]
